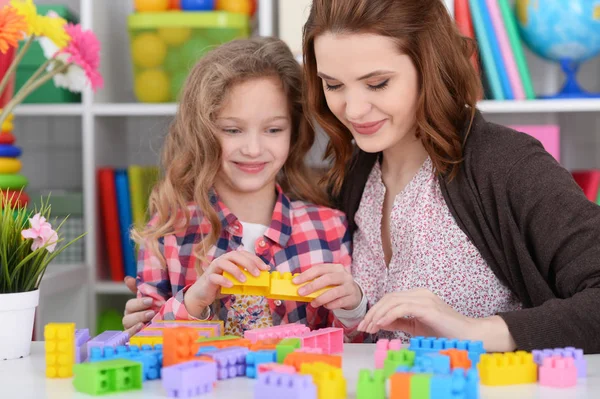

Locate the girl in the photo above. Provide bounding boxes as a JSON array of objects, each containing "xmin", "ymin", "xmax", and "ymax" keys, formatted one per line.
[
  {"xmin": 296, "ymin": 0, "xmax": 600, "ymax": 353},
  {"xmin": 128, "ymin": 37, "xmax": 364, "ymax": 338}
]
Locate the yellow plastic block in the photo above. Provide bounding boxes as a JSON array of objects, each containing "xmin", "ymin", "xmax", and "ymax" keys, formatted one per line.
[
  {"xmin": 129, "ymin": 336, "xmax": 163, "ymax": 346},
  {"xmin": 300, "ymin": 362, "xmax": 346, "ymax": 399},
  {"xmin": 478, "ymin": 351, "xmax": 537, "ymax": 386},
  {"xmin": 267, "ymin": 271, "xmax": 332, "ymax": 302},
  {"xmin": 221, "ymin": 269, "xmax": 270, "ymax": 296},
  {"xmin": 44, "ymin": 323, "xmax": 76, "ymax": 378}
]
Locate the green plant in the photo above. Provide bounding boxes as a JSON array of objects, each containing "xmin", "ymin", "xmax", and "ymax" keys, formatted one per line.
[{"xmin": 0, "ymin": 191, "xmax": 85, "ymax": 293}]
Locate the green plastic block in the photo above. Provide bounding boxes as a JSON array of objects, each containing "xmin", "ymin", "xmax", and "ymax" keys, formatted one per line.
[
  {"xmin": 410, "ymin": 374, "xmax": 431, "ymax": 399},
  {"xmin": 276, "ymin": 338, "xmax": 301, "ymax": 364},
  {"xmin": 384, "ymin": 349, "xmax": 415, "ymax": 378},
  {"xmin": 73, "ymin": 359, "xmax": 143, "ymax": 396},
  {"xmin": 356, "ymin": 369, "xmax": 385, "ymax": 399},
  {"xmin": 197, "ymin": 335, "xmax": 240, "ymax": 343}
]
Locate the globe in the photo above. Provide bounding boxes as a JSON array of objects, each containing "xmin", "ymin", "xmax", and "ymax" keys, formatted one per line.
[{"xmin": 515, "ymin": 0, "xmax": 600, "ymax": 98}]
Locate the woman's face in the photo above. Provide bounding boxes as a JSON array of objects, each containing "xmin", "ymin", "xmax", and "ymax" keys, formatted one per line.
[{"xmin": 314, "ymin": 32, "xmax": 420, "ymax": 154}]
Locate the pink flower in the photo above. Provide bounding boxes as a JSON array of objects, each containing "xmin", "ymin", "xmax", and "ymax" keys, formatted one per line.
[
  {"xmin": 59, "ymin": 23, "xmax": 103, "ymax": 92},
  {"xmin": 21, "ymin": 213, "xmax": 58, "ymax": 253}
]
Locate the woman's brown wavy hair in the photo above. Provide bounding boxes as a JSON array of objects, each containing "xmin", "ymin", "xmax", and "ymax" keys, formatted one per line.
[
  {"xmin": 133, "ymin": 37, "xmax": 328, "ymax": 271},
  {"xmin": 302, "ymin": 0, "xmax": 482, "ymax": 196}
]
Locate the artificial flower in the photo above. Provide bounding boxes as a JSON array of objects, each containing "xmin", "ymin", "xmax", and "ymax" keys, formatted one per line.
[
  {"xmin": 10, "ymin": 0, "xmax": 69, "ymax": 48},
  {"xmin": 21, "ymin": 213, "xmax": 58, "ymax": 253},
  {"xmin": 58, "ymin": 23, "xmax": 103, "ymax": 91},
  {"xmin": 0, "ymin": 5, "xmax": 26, "ymax": 54}
]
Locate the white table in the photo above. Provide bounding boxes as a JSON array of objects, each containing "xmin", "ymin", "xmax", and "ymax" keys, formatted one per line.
[{"xmin": 1, "ymin": 343, "xmax": 599, "ymax": 398}]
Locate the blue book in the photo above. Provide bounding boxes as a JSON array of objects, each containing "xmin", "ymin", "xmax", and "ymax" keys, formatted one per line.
[{"xmin": 114, "ymin": 169, "xmax": 137, "ymax": 278}]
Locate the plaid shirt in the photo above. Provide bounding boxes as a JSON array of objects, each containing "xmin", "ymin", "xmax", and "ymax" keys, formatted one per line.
[{"xmin": 136, "ymin": 185, "xmax": 367, "ymax": 342}]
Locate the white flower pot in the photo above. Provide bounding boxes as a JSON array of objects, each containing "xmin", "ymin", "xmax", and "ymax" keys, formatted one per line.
[{"xmin": 0, "ymin": 290, "xmax": 39, "ymax": 360}]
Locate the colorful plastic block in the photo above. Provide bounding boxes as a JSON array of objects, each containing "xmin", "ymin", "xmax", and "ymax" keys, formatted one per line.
[
  {"xmin": 357, "ymin": 369, "xmax": 385, "ymax": 399},
  {"xmin": 411, "ymin": 373, "xmax": 432, "ymax": 399},
  {"xmin": 258, "ymin": 363, "xmax": 297, "ymax": 375},
  {"xmin": 129, "ymin": 334, "xmax": 164, "ymax": 346},
  {"xmin": 86, "ymin": 330, "xmax": 129, "ymax": 360},
  {"xmin": 205, "ymin": 347, "xmax": 249, "ymax": 380},
  {"xmin": 163, "ymin": 327, "xmax": 201, "ymax": 367},
  {"xmin": 532, "ymin": 347, "xmax": 586, "ymax": 378},
  {"xmin": 162, "ymin": 360, "xmax": 217, "ymax": 398},
  {"xmin": 45, "ymin": 323, "xmax": 76, "ymax": 378},
  {"xmin": 478, "ymin": 351, "xmax": 537, "ymax": 386},
  {"xmin": 430, "ymin": 369, "xmax": 480, "ymax": 399},
  {"xmin": 390, "ymin": 371, "xmax": 412, "ymax": 399},
  {"xmin": 375, "ymin": 338, "xmax": 402, "ymax": 368},
  {"xmin": 277, "ymin": 338, "xmax": 302, "ymax": 363},
  {"xmin": 539, "ymin": 356, "xmax": 577, "ymax": 388},
  {"xmin": 409, "ymin": 336, "xmax": 485, "ymax": 364},
  {"xmin": 73, "ymin": 359, "xmax": 143, "ymax": 395},
  {"xmin": 284, "ymin": 352, "xmax": 342, "ymax": 371},
  {"xmin": 249, "ymin": 338, "xmax": 282, "ymax": 351},
  {"xmin": 147, "ymin": 320, "xmax": 224, "ymax": 336},
  {"xmin": 300, "ymin": 327, "xmax": 343, "ymax": 354},
  {"xmin": 244, "ymin": 323, "xmax": 310, "ymax": 343},
  {"xmin": 89, "ymin": 345, "xmax": 162, "ymax": 381},
  {"xmin": 439, "ymin": 349, "xmax": 471, "ymax": 370},
  {"xmin": 75, "ymin": 328, "xmax": 90, "ymax": 363},
  {"xmin": 197, "ymin": 346, "xmax": 218, "ymax": 355},
  {"xmin": 197, "ymin": 336, "xmax": 252, "ymax": 349},
  {"xmin": 384, "ymin": 349, "xmax": 416, "ymax": 378},
  {"xmin": 247, "ymin": 350, "xmax": 277, "ymax": 378},
  {"xmin": 255, "ymin": 371, "xmax": 317, "ymax": 399},
  {"xmin": 221, "ymin": 269, "xmax": 270, "ymax": 296},
  {"xmin": 416, "ymin": 353, "xmax": 451, "ymax": 374},
  {"xmin": 300, "ymin": 362, "xmax": 346, "ymax": 399},
  {"xmin": 296, "ymin": 347, "xmax": 324, "ymax": 354},
  {"xmin": 267, "ymin": 271, "xmax": 332, "ymax": 302}
]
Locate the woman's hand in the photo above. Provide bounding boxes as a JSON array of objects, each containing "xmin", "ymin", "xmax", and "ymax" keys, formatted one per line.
[
  {"xmin": 184, "ymin": 251, "xmax": 269, "ymax": 318},
  {"xmin": 357, "ymin": 288, "xmax": 516, "ymax": 352},
  {"xmin": 292, "ymin": 264, "xmax": 362, "ymax": 311},
  {"xmin": 122, "ymin": 276, "xmax": 155, "ymax": 337}
]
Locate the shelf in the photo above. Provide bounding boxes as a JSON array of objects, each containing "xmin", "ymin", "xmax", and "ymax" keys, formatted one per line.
[
  {"xmin": 478, "ymin": 99, "xmax": 600, "ymax": 113},
  {"xmin": 13, "ymin": 104, "xmax": 84, "ymax": 116},
  {"xmin": 93, "ymin": 103, "xmax": 177, "ymax": 116},
  {"xmin": 39, "ymin": 263, "xmax": 88, "ymax": 296},
  {"xmin": 95, "ymin": 281, "xmax": 134, "ymax": 295}
]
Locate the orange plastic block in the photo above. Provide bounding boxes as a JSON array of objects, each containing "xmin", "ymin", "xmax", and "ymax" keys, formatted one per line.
[
  {"xmin": 390, "ymin": 372, "xmax": 412, "ymax": 399},
  {"xmin": 197, "ymin": 336, "xmax": 252, "ymax": 349},
  {"xmin": 249, "ymin": 338, "xmax": 282, "ymax": 351},
  {"xmin": 440, "ymin": 349, "xmax": 472, "ymax": 370},
  {"xmin": 221, "ymin": 269, "xmax": 270, "ymax": 296},
  {"xmin": 45, "ymin": 323, "xmax": 76, "ymax": 378},
  {"xmin": 284, "ymin": 352, "xmax": 342, "ymax": 371},
  {"xmin": 267, "ymin": 271, "xmax": 332, "ymax": 302},
  {"xmin": 163, "ymin": 327, "xmax": 201, "ymax": 367},
  {"xmin": 478, "ymin": 351, "xmax": 537, "ymax": 386},
  {"xmin": 300, "ymin": 362, "xmax": 346, "ymax": 399}
]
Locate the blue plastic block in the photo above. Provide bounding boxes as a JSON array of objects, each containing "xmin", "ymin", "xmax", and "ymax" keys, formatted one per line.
[
  {"xmin": 396, "ymin": 365, "xmax": 410, "ymax": 373},
  {"xmin": 88, "ymin": 345, "xmax": 162, "ymax": 381},
  {"xmin": 430, "ymin": 369, "xmax": 480, "ymax": 399},
  {"xmin": 409, "ymin": 336, "xmax": 485, "ymax": 364},
  {"xmin": 417, "ymin": 353, "xmax": 451, "ymax": 374},
  {"xmin": 197, "ymin": 346, "xmax": 218, "ymax": 355},
  {"xmin": 246, "ymin": 350, "xmax": 277, "ymax": 378}
]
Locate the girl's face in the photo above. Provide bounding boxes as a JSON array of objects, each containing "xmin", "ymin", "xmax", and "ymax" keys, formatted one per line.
[
  {"xmin": 314, "ymin": 32, "xmax": 420, "ymax": 154},
  {"xmin": 214, "ymin": 76, "xmax": 291, "ymax": 198}
]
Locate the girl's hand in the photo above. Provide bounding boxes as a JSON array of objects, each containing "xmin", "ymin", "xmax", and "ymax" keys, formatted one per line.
[
  {"xmin": 292, "ymin": 264, "xmax": 362, "ymax": 311},
  {"xmin": 184, "ymin": 251, "xmax": 269, "ymax": 317},
  {"xmin": 122, "ymin": 276, "xmax": 155, "ymax": 337},
  {"xmin": 357, "ymin": 288, "xmax": 516, "ymax": 352}
]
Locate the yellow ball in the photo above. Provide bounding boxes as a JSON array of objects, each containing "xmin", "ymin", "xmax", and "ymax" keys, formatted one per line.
[
  {"xmin": 134, "ymin": 0, "xmax": 169, "ymax": 12},
  {"xmin": 131, "ymin": 33, "xmax": 167, "ymax": 69},
  {"xmin": 135, "ymin": 69, "xmax": 171, "ymax": 103},
  {"xmin": 157, "ymin": 27, "xmax": 192, "ymax": 46}
]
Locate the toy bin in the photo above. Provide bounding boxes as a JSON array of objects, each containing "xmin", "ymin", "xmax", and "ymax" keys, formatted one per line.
[
  {"xmin": 15, "ymin": 5, "xmax": 81, "ymax": 104},
  {"xmin": 127, "ymin": 12, "xmax": 250, "ymax": 103}
]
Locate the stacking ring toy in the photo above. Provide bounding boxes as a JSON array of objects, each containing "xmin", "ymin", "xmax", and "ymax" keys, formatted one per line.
[
  {"xmin": 0, "ymin": 174, "xmax": 28, "ymax": 190},
  {"xmin": 2, "ymin": 120, "xmax": 14, "ymax": 132},
  {"xmin": 0, "ymin": 145, "xmax": 21, "ymax": 157},
  {"xmin": 0, "ymin": 133, "xmax": 15, "ymax": 145},
  {"xmin": 0, "ymin": 189, "xmax": 29, "ymax": 207},
  {"xmin": 0, "ymin": 158, "xmax": 21, "ymax": 173}
]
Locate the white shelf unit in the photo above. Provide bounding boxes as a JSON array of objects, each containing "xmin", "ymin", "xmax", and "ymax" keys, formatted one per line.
[{"xmin": 22, "ymin": 0, "xmax": 600, "ymax": 335}]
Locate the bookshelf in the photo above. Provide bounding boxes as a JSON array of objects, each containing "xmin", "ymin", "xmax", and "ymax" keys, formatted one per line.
[{"xmin": 19, "ymin": 0, "xmax": 600, "ymax": 336}]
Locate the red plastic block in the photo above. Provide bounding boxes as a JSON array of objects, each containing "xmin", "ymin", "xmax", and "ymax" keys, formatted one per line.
[
  {"xmin": 300, "ymin": 328, "xmax": 343, "ymax": 354},
  {"xmin": 539, "ymin": 356, "xmax": 577, "ymax": 388},
  {"xmin": 244, "ymin": 324, "xmax": 310, "ymax": 343},
  {"xmin": 163, "ymin": 327, "xmax": 200, "ymax": 367},
  {"xmin": 284, "ymin": 352, "xmax": 342, "ymax": 371}
]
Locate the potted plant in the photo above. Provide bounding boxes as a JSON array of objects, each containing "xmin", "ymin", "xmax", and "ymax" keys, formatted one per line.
[{"xmin": 0, "ymin": 191, "xmax": 85, "ymax": 360}]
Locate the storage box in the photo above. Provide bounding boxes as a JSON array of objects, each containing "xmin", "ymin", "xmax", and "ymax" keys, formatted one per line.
[
  {"xmin": 15, "ymin": 5, "xmax": 81, "ymax": 104},
  {"xmin": 127, "ymin": 11, "xmax": 250, "ymax": 103}
]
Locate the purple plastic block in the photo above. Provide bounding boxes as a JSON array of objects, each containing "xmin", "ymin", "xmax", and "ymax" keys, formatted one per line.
[
  {"xmin": 162, "ymin": 360, "xmax": 217, "ymax": 398},
  {"xmin": 86, "ymin": 330, "xmax": 129, "ymax": 359},
  {"xmin": 205, "ymin": 347, "xmax": 249, "ymax": 380},
  {"xmin": 532, "ymin": 347, "xmax": 586, "ymax": 378},
  {"xmin": 255, "ymin": 371, "xmax": 317, "ymax": 399},
  {"xmin": 75, "ymin": 328, "xmax": 91, "ymax": 363}
]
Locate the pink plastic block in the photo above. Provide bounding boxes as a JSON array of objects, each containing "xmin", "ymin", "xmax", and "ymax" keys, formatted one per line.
[
  {"xmin": 258, "ymin": 363, "xmax": 297, "ymax": 375},
  {"xmin": 375, "ymin": 339, "xmax": 402, "ymax": 368},
  {"xmin": 299, "ymin": 327, "xmax": 343, "ymax": 354},
  {"xmin": 244, "ymin": 324, "xmax": 310, "ymax": 343},
  {"xmin": 539, "ymin": 356, "xmax": 577, "ymax": 388},
  {"xmin": 533, "ymin": 347, "xmax": 586, "ymax": 378},
  {"xmin": 295, "ymin": 347, "xmax": 323, "ymax": 354},
  {"xmin": 510, "ymin": 125, "xmax": 560, "ymax": 162}
]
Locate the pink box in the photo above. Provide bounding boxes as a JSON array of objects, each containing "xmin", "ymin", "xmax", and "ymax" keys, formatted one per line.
[
  {"xmin": 539, "ymin": 356, "xmax": 577, "ymax": 388},
  {"xmin": 299, "ymin": 327, "xmax": 343, "ymax": 354},
  {"xmin": 510, "ymin": 125, "xmax": 560, "ymax": 162}
]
